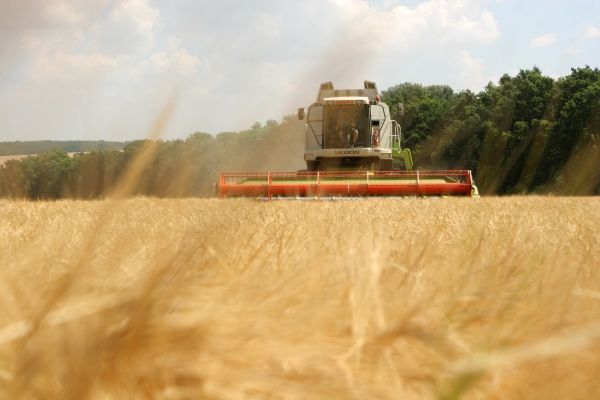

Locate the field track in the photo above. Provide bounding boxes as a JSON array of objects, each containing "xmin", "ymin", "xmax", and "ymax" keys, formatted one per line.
[{"xmin": 0, "ymin": 197, "xmax": 599, "ymax": 399}]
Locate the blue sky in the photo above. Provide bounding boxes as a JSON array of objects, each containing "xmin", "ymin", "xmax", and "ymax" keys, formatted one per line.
[{"xmin": 0, "ymin": 0, "xmax": 598, "ymax": 141}]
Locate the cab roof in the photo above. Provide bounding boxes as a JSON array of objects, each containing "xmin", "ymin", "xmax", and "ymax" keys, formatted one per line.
[{"xmin": 323, "ymin": 96, "xmax": 369, "ymax": 105}]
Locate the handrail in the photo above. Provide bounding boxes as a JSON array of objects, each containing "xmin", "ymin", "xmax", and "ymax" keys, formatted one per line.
[
  {"xmin": 390, "ymin": 120, "xmax": 401, "ymax": 147},
  {"xmin": 220, "ymin": 170, "xmax": 473, "ymax": 179},
  {"xmin": 306, "ymin": 106, "xmax": 323, "ymax": 147}
]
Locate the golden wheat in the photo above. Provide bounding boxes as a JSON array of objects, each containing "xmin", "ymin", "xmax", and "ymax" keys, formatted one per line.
[{"xmin": 0, "ymin": 197, "xmax": 599, "ymax": 399}]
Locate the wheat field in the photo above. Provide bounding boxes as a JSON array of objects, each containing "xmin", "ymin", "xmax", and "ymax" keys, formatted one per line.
[{"xmin": 0, "ymin": 197, "xmax": 599, "ymax": 399}]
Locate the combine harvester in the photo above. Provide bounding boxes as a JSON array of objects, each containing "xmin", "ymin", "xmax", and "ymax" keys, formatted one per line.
[{"xmin": 218, "ymin": 81, "xmax": 478, "ymax": 199}]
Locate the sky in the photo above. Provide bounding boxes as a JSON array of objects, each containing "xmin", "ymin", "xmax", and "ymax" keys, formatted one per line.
[{"xmin": 0, "ymin": 0, "xmax": 599, "ymax": 141}]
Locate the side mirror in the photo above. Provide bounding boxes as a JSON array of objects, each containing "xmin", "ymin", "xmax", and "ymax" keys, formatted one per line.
[{"xmin": 297, "ymin": 107, "xmax": 305, "ymax": 120}]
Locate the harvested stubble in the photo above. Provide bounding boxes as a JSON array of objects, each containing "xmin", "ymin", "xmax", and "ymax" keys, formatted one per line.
[{"xmin": 0, "ymin": 197, "xmax": 599, "ymax": 399}]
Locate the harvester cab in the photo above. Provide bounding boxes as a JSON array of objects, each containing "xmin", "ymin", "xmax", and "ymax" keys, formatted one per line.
[
  {"xmin": 218, "ymin": 81, "xmax": 479, "ymax": 198},
  {"xmin": 299, "ymin": 80, "xmax": 413, "ymax": 172}
]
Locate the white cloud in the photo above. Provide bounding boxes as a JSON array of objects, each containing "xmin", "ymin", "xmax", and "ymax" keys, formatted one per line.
[
  {"xmin": 530, "ymin": 33, "xmax": 556, "ymax": 48},
  {"xmin": 93, "ymin": 0, "xmax": 160, "ymax": 54},
  {"xmin": 16, "ymin": 0, "xmax": 163, "ymax": 84},
  {"xmin": 566, "ymin": 45, "xmax": 582, "ymax": 56},
  {"xmin": 42, "ymin": 1, "xmax": 85, "ymax": 25},
  {"xmin": 1, "ymin": 0, "xmax": 555, "ymax": 141},
  {"xmin": 40, "ymin": 0, "xmax": 197, "ymax": 81},
  {"xmin": 150, "ymin": 43, "xmax": 202, "ymax": 77},
  {"xmin": 32, "ymin": 52, "xmax": 117, "ymax": 82},
  {"xmin": 0, "ymin": 0, "xmax": 194, "ymax": 140},
  {"xmin": 456, "ymin": 50, "xmax": 492, "ymax": 90},
  {"xmin": 585, "ymin": 26, "xmax": 600, "ymax": 38},
  {"xmin": 331, "ymin": 0, "xmax": 500, "ymax": 48},
  {"xmin": 301, "ymin": 0, "xmax": 500, "ymax": 89},
  {"xmin": 111, "ymin": 0, "xmax": 159, "ymax": 37}
]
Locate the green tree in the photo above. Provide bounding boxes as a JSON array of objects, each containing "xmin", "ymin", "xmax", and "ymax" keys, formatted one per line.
[
  {"xmin": 20, "ymin": 149, "xmax": 75, "ymax": 199},
  {"xmin": 534, "ymin": 66, "xmax": 600, "ymax": 192}
]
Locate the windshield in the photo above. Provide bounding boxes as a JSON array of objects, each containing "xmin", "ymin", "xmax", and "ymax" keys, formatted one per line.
[{"xmin": 323, "ymin": 105, "xmax": 369, "ymax": 148}]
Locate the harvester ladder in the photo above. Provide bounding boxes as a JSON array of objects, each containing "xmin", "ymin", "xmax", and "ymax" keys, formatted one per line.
[{"xmin": 390, "ymin": 120, "xmax": 401, "ymax": 147}]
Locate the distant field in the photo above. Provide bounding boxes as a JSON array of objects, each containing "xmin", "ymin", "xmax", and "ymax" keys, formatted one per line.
[
  {"xmin": 0, "ymin": 197, "xmax": 599, "ymax": 399},
  {"xmin": 0, "ymin": 154, "xmax": 28, "ymax": 165},
  {"xmin": 0, "ymin": 140, "xmax": 125, "ymax": 157},
  {"xmin": 0, "ymin": 152, "xmax": 87, "ymax": 165}
]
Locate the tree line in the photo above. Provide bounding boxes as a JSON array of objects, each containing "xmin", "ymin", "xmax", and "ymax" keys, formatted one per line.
[
  {"xmin": 382, "ymin": 66, "xmax": 599, "ymax": 195},
  {"xmin": 0, "ymin": 118, "xmax": 305, "ymax": 198},
  {"xmin": 0, "ymin": 66, "xmax": 598, "ymax": 199}
]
